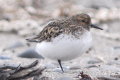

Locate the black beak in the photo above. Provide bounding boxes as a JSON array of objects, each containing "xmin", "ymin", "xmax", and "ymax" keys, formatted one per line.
[{"xmin": 91, "ymin": 24, "xmax": 103, "ymax": 30}]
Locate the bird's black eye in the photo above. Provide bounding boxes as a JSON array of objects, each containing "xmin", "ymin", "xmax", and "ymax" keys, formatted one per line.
[{"xmin": 81, "ymin": 20, "xmax": 86, "ymax": 22}]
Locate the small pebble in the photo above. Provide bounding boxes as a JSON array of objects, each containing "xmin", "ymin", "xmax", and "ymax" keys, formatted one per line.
[
  {"xmin": 0, "ymin": 56, "xmax": 11, "ymax": 60},
  {"xmin": 18, "ymin": 48, "xmax": 44, "ymax": 59}
]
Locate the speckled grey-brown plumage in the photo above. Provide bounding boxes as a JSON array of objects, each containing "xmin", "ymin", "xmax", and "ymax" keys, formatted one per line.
[{"xmin": 26, "ymin": 13, "xmax": 91, "ymax": 42}]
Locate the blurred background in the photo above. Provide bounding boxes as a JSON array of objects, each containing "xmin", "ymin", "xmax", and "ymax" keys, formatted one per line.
[{"xmin": 0, "ymin": 0, "xmax": 120, "ymax": 79}]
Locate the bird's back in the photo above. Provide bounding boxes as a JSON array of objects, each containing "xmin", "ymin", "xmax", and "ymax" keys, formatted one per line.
[{"xmin": 26, "ymin": 17, "xmax": 85, "ymax": 43}]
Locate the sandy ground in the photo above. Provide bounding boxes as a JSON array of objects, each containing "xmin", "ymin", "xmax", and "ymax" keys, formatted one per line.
[{"xmin": 0, "ymin": 0, "xmax": 120, "ymax": 80}]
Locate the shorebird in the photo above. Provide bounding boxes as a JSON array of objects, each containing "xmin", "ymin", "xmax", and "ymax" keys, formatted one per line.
[{"xmin": 26, "ymin": 13, "xmax": 103, "ymax": 72}]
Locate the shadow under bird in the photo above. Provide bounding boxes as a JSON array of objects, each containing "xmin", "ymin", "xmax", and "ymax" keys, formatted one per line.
[{"xmin": 26, "ymin": 13, "xmax": 103, "ymax": 72}]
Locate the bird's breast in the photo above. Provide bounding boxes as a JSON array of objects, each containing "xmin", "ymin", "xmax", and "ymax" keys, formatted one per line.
[{"xmin": 36, "ymin": 31, "xmax": 92, "ymax": 61}]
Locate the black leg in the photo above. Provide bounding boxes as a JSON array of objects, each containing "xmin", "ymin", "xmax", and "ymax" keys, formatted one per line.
[{"xmin": 58, "ymin": 59, "xmax": 64, "ymax": 72}]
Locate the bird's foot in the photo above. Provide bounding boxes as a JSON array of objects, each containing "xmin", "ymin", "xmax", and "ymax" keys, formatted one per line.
[{"xmin": 53, "ymin": 66, "xmax": 70, "ymax": 73}]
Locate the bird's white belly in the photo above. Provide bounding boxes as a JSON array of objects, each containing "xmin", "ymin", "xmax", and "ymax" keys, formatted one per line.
[{"xmin": 36, "ymin": 32, "xmax": 92, "ymax": 61}]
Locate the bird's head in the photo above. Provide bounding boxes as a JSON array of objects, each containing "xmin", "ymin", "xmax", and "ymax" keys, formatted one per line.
[{"xmin": 72, "ymin": 13, "xmax": 103, "ymax": 30}]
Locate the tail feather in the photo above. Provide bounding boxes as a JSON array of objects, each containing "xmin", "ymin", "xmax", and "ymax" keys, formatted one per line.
[{"xmin": 26, "ymin": 38, "xmax": 39, "ymax": 42}]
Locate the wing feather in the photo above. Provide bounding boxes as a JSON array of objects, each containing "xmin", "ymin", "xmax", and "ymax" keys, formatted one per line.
[{"xmin": 26, "ymin": 21, "xmax": 63, "ymax": 42}]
